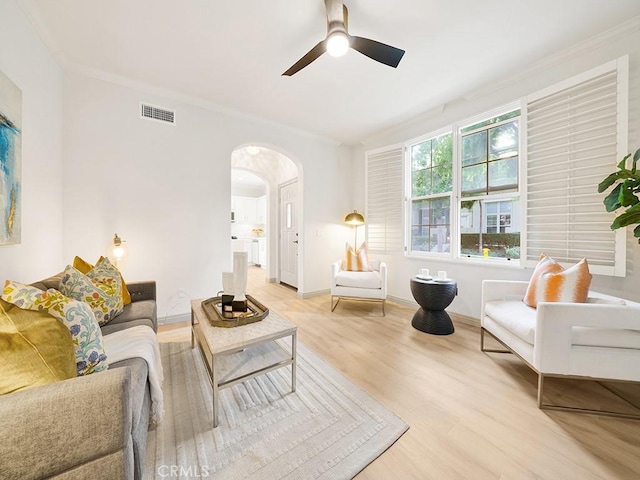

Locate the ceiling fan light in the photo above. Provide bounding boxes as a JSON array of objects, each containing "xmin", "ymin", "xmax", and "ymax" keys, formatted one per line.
[{"xmin": 326, "ymin": 32, "xmax": 349, "ymax": 57}]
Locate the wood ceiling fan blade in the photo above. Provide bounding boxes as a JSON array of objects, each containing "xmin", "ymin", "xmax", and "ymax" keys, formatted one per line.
[
  {"xmin": 350, "ymin": 36, "xmax": 405, "ymax": 68},
  {"xmin": 282, "ymin": 40, "xmax": 327, "ymax": 76}
]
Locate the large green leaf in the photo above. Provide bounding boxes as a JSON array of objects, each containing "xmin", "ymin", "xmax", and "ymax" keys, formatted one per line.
[
  {"xmin": 633, "ymin": 148, "xmax": 640, "ymax": 174},
  {"xmin": 604, "ymin": 183, "xmax": 622, "ymax": 211},
  {"xmin": 619, "ymin": 179, "xmax": 640, "ymax": 207},
  {"xmin": 611, "ymin": 203, "xmax": 640, "ymax": 229},
  {"xmin": 597, "ymin": 170, "xmax": 634, "ymax": 192},
  {"xmin": 617, "ymin": 153, "xmax": 632, "ymax": 170}
]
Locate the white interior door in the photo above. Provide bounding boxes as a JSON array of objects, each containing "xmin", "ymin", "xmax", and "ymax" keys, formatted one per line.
[{"xmin": 279, "ymin": 180, "xmax": 298, "ymax": 288}]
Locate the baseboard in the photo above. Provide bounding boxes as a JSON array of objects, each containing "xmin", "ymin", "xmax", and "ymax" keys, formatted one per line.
[
  {"xmin": 158, "ymin": 312, "xmax": 190, "ymax": 327},
  {"xmin": 300, "ymin": 289, "xmax": 330, "ymax": 299},
  {"xmin": 387, "ymin": 295, "xmax": 418, "ymax": 308},
  {"xmin": 450, "ymin": 312, "xmax": 480, "ymax": 328},
  {"xmin": 388, "ymin": 295, "xmax": 480, "ymax": 327}
]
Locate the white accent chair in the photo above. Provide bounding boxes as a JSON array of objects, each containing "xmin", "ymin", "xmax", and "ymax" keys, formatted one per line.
[
  {"xmin": 481, "ymin": 280, "xmax": 640, "ymax": 419},
  {"xmin": 331, "ymin": 259, "xmax": 387, "ymax": 315}
]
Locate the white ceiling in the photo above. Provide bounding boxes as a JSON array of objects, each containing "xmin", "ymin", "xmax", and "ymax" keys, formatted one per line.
[{"xmin": 20, "ymin": 0, "xmax": 640, "ymax": 145}]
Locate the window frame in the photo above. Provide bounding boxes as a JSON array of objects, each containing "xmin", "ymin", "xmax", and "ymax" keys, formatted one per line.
[
  {"xmin": 404, "ymin": 103, "xmax": 524, "ymax": 265},
  {"xmin": 371, "ymin": 57, "xmax": 628, "ymax": 275},
  {"xmin": 405, "ymin": 127, "xmax": 454, "ymax": 258}
]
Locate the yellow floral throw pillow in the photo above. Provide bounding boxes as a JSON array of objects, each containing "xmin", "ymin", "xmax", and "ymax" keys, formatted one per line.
[
  {"xmin": 2, "ymin": 281, "xmax": 108, "ymax": 376},
  {"xmin": 73, "ymin": 255, "xmax": 131, "ymax": 305},
  {"xmin": 60, "ymin": 257, "xmax": 124, "ymax": 326}
]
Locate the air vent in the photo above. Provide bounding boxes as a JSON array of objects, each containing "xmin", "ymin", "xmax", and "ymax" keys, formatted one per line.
[{"xmin": 140, "ymin": 102, "xmax": 176, "ymax": 125}]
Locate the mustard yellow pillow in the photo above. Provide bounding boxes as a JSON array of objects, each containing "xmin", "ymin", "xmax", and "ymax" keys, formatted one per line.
[
  {"xmin": 73, "ymin": 255, "xmax": 131, "ymax": 305},
  {"xmin": 0, "ymin": 298, "xmax": 76, "ymax": 395}
]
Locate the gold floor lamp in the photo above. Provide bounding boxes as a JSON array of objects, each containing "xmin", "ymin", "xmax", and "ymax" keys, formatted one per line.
[{"xmin": 344, "ymin": 210, "xmax": 365, "ymax": 247}]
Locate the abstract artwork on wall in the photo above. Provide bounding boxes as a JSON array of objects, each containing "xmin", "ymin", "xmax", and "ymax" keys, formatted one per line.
[{"xmin": 0, "ymin": 70, "xmax": 21, "ymax": 245}]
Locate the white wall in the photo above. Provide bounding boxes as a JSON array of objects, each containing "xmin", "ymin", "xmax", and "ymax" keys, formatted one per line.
[
  {"xmin": 357, "ymin": 20, "xmax": 640, "ymax": 319},
  {"xmin": 0, "ymin": 1, "xmax": 64, "ymax": 283},
  {"xmin": 62, "ymin": 72, "xmax": 352, "ymax": 319}
]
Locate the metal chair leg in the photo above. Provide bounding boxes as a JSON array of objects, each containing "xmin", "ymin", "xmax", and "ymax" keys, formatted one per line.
[{"xmin": 331, "ymin": 296, "xmax": 340, "ymax": 312}]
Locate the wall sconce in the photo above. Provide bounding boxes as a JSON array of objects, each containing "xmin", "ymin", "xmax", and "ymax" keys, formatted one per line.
[
  {"xmin": 110, "ymin": 233, "xmax": 128, "ymax": 266},
  {"xmin": 344, "ymin": 210, "xmax": 365, "ymax": 246}
]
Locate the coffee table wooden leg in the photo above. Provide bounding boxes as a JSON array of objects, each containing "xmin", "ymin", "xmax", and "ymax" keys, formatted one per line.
[
  {"xmin": 190, "ymin": 309, "xmax": 195, "ymax": 349},
  {"xmin": 292, "ymin": 331, "xmax": 297, "ymax": 393},
  {"xmin": 212, "ymin": 354, "xmax": 219, "ymax": 428}
]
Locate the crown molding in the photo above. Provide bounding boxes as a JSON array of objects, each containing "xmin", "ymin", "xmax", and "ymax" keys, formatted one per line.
[
  {"xmin": 17, "ymin": 0, "xmax": 340, "ymax": 148},
  {"xmin": 463, "ymin": 15, "xmax": 640, "ymax": 102},
  {"xmin": 18, "ymin": 0, "xmax": 69, "ymax": 68}
]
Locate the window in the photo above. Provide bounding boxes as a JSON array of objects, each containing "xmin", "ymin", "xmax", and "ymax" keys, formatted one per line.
[
  {"xmin": 408, "ymin": 133, "xmax": 453, "ymax": 254},
  {"xmin": 366, "ymin": 57, "xmax": 627, "ymax": 275},
  {"xmin": 461, "ymin": 112, "xmax": 520, "ymax": 197},
  {"xmin": 459, "ymin": 109, "xmax": 521, "ymax": 260},
  {"xmin": 486, "ymin": 201, "xmax": 512, "ymax": 233}
]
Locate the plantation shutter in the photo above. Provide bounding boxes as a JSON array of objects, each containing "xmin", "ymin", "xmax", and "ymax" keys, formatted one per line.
[
  {"xmin": 525, "ymin": 57, "xmax": 628, "ymax": 276},
  {"xmin": 366, "ymin": 145, "xmax": 404, "ymax": 252}
]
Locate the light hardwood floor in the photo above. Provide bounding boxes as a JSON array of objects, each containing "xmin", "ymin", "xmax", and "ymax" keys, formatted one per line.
[{"xmin": 158, "ymin": 266, "xmax": 640, "ymax": 479}]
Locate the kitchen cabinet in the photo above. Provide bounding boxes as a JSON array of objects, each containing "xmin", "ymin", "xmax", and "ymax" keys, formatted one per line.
[
  {"xmin": 231, "ymin": 196, "xmax": 257, "ymax": 224},
  {"xmin": 257, "ymin": 238, "xmax": 267, "ymax": 269},
  {"xmin": 256, "ymin": 196, "xmax": 267, "ymax": 224},
  {"xmin": 231, "ymin": 195, "xmax": 267, "ymax": 225}
]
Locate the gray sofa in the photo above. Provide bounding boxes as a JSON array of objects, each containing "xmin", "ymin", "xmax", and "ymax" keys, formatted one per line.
[{"xmin": 0, "ymin": 274, "xmax": 157, "ymax": 480}]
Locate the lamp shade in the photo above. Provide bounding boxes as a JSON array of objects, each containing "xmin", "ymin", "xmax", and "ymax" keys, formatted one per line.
[
  {"xmin": 344, "ymin": 210, "xmax": 364, "ymax": 226},
  {"xmin": 109, "ymin": 233, "xmax": 128, "ymax": 264}
]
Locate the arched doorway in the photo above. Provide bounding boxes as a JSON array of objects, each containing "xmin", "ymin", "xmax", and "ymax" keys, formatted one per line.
[{"xmin": 231, "ymin": 145, "xmax": 300, "ymax": 288}]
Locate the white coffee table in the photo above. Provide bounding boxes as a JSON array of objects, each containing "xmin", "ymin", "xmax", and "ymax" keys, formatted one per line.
[{"xmin": 191, "ymin": 299, "xmax": 297, "ymax": 427}]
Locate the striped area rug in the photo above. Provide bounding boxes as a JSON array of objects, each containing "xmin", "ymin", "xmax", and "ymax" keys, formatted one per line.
[{"xmin": 145, "ymin": 341, "xmax": 408, "ymax": 479}]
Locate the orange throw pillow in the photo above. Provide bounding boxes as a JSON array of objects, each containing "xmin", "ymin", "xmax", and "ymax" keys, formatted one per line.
[
  {"xmin": 345, "ymin": 242, "xmax": 372, "ymax": 272},
  {"xmin": 524, "ymin": 253, "xmax": 592, "ymax": 308}
]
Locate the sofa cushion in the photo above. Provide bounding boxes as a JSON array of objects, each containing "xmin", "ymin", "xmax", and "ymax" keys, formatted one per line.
[
  {"xmin": 485, "ymin": 300, "xmax": 537, "ymax": 344},
  {"xmin": 486, "ymin": 300, "xmax": 640, "ymax": 349},
  {"xmin": 73, "ymin": 256, "xmax": 132, "ymax": 306},
  {"xmin": 0, "ymin": 298, "xmax": 76, "ymax": 394},
  {"xmin": 60, "ymin": 260, "xmax": 124, "ymax": 326},
  {"xmin": 2, "ymin": 281, "xmax": 108, "ymax": 376},
  {"xmin": 101, "ymin": 318, "xmax": 155, "ymax": 336},
  {"xmin": 336, "ymin": 270, "xmax": 382, "ymax": 289},
  {"xmin": 29, "ymin": 273, "xmax": 63, "ymax": 291}
]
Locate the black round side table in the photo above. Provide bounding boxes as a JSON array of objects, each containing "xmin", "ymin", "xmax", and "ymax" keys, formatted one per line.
[{"xmin": 410, "ymin": 277, "xmax": 458, "ymax": 335}]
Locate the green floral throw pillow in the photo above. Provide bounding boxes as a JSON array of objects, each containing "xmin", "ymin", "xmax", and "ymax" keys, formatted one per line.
[
  {"xmin": 60, "ymin": 257, "xmax": 124, "ymax": 326},
  {"xmin": 2, "ymin": 281, "xmax": 108, "ymax": 376}
]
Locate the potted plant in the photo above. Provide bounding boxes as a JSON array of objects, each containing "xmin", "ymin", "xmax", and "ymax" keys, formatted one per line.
[{"xmin": 598, "ymin": 147, "xmax": 640, "ymax": 243}]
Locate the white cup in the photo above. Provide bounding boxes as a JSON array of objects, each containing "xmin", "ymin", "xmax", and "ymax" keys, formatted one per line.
[
  {"xmin": 419, "ymin": 268, "xmax": 429, "ymax": 277},
  {"xmin": 437, "ymin": 270, "xmax": 447, "ymax": 280}
]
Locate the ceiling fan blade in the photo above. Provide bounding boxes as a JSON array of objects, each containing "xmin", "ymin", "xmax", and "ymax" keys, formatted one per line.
[
  {"xmin": 350, "ymin": 36, "xmax": 405, "ymax": 68},
  {"xmin": 282, "ymin": 40, "xmax": 327, "ymax": 76}
]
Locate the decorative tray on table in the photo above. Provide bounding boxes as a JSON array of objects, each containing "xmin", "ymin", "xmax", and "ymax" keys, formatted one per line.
[{"xmin": 201, "ymin": 295, "xmax": 269, "ymax": 328}]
